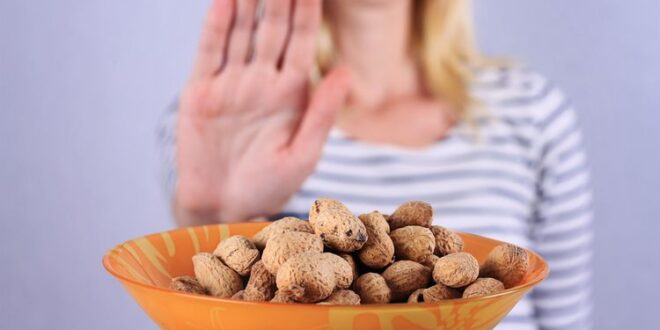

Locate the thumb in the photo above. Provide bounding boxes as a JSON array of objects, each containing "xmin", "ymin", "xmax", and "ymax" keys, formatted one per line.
[{"xmin": 290, "ymin": 67, "xmax": 352, "ymax": 160}]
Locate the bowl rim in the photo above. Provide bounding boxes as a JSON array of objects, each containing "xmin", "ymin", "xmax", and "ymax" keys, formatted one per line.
[{"xmin": 103, "ymin": 223, "xmax": 549, "ymax": 309}]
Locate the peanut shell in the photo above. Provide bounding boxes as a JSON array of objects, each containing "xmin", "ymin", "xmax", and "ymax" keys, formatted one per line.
[
  {"xmin": 358, "ymin": 221, "xmax": 395, "ymax": 269},
  {"xmin": 407, "ymin": 289, "xmax": 425, "ymax": 303},
  {"xmin": 213, "ymin": 235, "xmax": 260, "ymax": 276},
  {"xmin": 169, "ymin": 276, "xmax": 207, "ymax": 295},
  {"xmin": 192, "ymin": 253, "xmax": 243, "ymax": 298},
  {"xmin": 462, "ymin": 278, "xmax": 505, "ymax": 298},
  {"xmin": 359, "ymin": 211, "xmax": 391, "ymax": 234},
  {"xmin": 430, "ymin": 225, "xmax": 464, "ymax": 256},
  {"xmin": 231, "ymin": 290, "xmax": 245, "ymax": 300},
  {"xmin": 422, "ymin": 254, "xmax": 442, "ymax": 271},
  {"xmin": 388, "ymin": 201, "xmax": 433, "ymax": 230},
  {"xmin": 271, "ymin": 290, "xmax": 296, "ymax": 303},
  {"xmin": 339, "ymin": 254, "xmax": 359, "ymax": 287},
  {"xmin": 309, "ymin": 199, "xmax": 368, "ymax": 252},
  {"xmin": 262, "ymin": 231, "xmax": 324, "ymax": 275},
  {"xmin": 480, "ymin": 243, "xmax": 529, "ymax": 288},
  {"xmin": 252, "ymin": 217, "xmax": 314, "ymax": 250},
  {"xmin": 243, "ymin": 260, "xmax": 276, "ymax": 302},
  {"xmin": 390, "ymin": 226, "xmax": 435, "ymax": 263},
  {"xmin": 320, "ymin": 253, "xmax": 354, "ymax": 289},
  {"xmin": 423, "ymin": 283, "xmax": 461, "ymax": 302},
  {"xmin": 354, "ymin": 273, "xmax": 391, "ymax": 304},
  {"xmin": 317, "ymin": 290, "xmax": 361, "ymax": 305},
  {"xmin": 432, "ymin": 252, "xmax": 479, "ymax": 288},
  {"xmin": 382, "ymin": 260, "xmax": 431, "ymax": 302},
  {"xmin": 275, "ymin": 252, "xmax": 336, "ymax": 303},
  {"xmin": 309, "ymin": 198, "xmax": 351, "ymax": 227}
]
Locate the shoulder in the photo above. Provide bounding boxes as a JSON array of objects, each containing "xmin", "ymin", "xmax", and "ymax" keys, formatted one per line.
[{"xmin": 470, "ymin": 64, "xmax": 575, "ymax": 130}]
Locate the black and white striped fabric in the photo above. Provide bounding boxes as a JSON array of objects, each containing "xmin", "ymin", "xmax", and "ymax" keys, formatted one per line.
[{"xmin": 158, "ymin": 66, "xmax": 593, "ymax": 330}]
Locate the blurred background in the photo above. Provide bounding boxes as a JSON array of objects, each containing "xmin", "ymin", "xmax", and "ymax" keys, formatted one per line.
[{"xmin": 1, "ymin": 0, "xmax": 658, "ymax": 328}]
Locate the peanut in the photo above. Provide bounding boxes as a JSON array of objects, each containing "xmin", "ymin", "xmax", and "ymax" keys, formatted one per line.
[
  {"xmin": 354, "ymin": 273, "xmax": 392, "ymax": 304},
  {"xmin": 270, "ymin": 290, "xmax": 296, "ymax": 304},
  {"xmin": 320, "ymin": 253, "xmax": 354, "ymax": 289},
  {"xmin": 388, "ymin": 201, "xmax": 433, "ymax": 230},
  {"xmin": 382, "ymin": 260, "xmax": 431, "ymax": 302},
  {"xmin": 339, "ymin": 254, "xmax": 359, "ymax": 287},
  {"xmin": 318, "ymin": 290, "xmax": 361, "ymax": 305},
  {"xmin": 432, "ymin": 252, "xmax": 479, "ymax": 288},
  {"xmin": 275, "ymin": 252, "xmax": 337, "ymax": 303},
  {"xmin": 430, "ymin": 225, "xmax": 464, "ymax": 256},
  {"xmin": 359, "ymin": 211, "xmax": 391, "ymax": 234},
  {"xmin": 308, "ymin": 198, "xmax": 349, "ymax": 227},
  {"xmin": 170, "ymin": 276, "xmax": 207, "ymax": 295},
  {"xmin": 213, "ymin": 235, "xmax": 260, "ymax": 276},
  {"xmin": 243, "ymin": 260, "xmax": 276, "ymax": 302},
  {"xmin": 421, "ymin": 254, "xmax": 442, "ymax": 271},
  {"xmin": 407, "ymin": 289, "xmax": 425, "ymax": 303},
  {"xmin": 358, "ymin": 212, "xmax": 395, "ymax": 269},
  {"xmin": 480, "ymin": 243, "xmax": 530, "ymax": 288},
  {"xmin": 176, "ymin": 200, "xmax": 531, "ymax": 305},
  {"xmin": 423, "ymin": 283, "xmax": 461, "ymax": 302},
  {"xmin": 192, "ymin": 253, "xmax": 243, "ymax": 298},
  {"xmin": 262, "ymin": 231, "xmax": 324, "ymax": 275},
  {"xmin": 231, "ymin": 290, "xmax": 245, "ymax": 300},
  {"xmin": 407, "ymin": 284, "xmax": 460, "ymax": 303},
  {"xmin": 390, "ymin": 226, "xmax": 435, "ymax": 263},
  {"xmin": 309, "ymin": 199, "xmax": 368, "ymax": 252},
  {"xmin": 462, "ymin": 278, "xmax": 505, "ymax": 298},
  {"xmin": 252, "ymin": 217, "xmax": 314, "ymax": 250}
]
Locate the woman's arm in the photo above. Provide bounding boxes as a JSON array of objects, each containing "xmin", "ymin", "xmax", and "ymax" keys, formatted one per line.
[{"xmin": 532, "ymin": 96, "xmax": 594, "ymax": 329}]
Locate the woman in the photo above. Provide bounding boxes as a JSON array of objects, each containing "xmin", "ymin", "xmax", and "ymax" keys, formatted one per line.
[{"xmin": 159, "ymin": 0, "xmax": 593, "ymax": 329}]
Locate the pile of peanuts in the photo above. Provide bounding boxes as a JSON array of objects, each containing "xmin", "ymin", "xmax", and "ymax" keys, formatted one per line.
[{"xmin": 170, "ymin": 199, "xmax": 530, "ymax": 305}]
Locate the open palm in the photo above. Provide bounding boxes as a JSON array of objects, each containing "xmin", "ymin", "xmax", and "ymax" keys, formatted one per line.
[{"xmin": 176, "ymin": 0, "xmax": 350, "ymax": 223}]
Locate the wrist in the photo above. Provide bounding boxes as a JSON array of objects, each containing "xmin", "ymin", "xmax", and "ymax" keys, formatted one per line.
[{"xmin": 174, "ymin": 189, "xmax": 256, "ymax": 225}]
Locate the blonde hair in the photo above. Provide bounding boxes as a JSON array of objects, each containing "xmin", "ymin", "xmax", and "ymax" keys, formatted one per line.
[{"xmin": 316, "ymin": 0, "xmax": 483, "ymax": 120}]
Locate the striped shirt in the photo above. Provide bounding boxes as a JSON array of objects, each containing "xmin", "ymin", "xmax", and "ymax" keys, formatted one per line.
[{"xmin": 158, "ymin": 66, "xmax": 594, "ymax": 330}]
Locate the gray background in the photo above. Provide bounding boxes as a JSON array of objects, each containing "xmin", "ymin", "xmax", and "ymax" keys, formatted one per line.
[{"xmin": 1, "ymin": 0, "xmax": 658, "ymax": 328}]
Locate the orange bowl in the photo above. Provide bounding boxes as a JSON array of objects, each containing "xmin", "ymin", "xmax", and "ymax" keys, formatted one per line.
[{"xmin": 103, "ymin": 223, "xmax": 548, "ymax": 330}]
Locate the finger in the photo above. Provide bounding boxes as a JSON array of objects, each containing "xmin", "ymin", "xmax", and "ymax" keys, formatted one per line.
[
  {"xmin": 283, "ymin": 0, "xmax": 322, "ymax": 72},
  {"xmin": 226, "ymin": 0, "xmax": 259, "ymax": 65},
  {"xmin": 253, "ymin": 0, "xmax": 293, "ymax": 66},
  {"xmin": 192, "ymin": 0, "xmax": 235, "ymax": 79},
  {"xmin": 290, "ymin": 67, "xmax": 351, "ymax": 159}
]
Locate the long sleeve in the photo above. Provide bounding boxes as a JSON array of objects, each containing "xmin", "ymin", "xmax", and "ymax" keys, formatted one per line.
[
  {"xmin": 531, "ymin": 96, "xmax": 594, "ymax": 329},
  {"xmin": 156, "ymin": 99, "xmax": 179, "ymax": 201}
]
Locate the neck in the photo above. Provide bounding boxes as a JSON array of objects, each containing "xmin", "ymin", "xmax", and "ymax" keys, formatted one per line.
[{"xmin": 326, "ymin": 1, "xmax": 420, "ymax": 110}]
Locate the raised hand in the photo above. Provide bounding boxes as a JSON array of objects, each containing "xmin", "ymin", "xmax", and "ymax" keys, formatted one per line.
[{"xmin": 175, "ymin": 0, "xmax": 351, "ymax": 224}]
